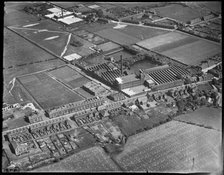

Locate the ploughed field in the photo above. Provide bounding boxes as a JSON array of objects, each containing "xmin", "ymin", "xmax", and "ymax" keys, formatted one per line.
[
  {"xmin": 175, "ymin": 107, "xmax": 222, "ymax": 131},
  {"xmin": 32, "ymin": 146, "xmax": 120, "ymax": 172},
  {"xmin": 114, "ymin": 120, "xmax": 222, "ymax": 172},
  {"xmin": 136, "ymin": 31, "xmax": 221, "ymax": 65}
]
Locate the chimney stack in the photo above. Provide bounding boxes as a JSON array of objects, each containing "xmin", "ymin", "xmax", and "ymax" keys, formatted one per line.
[{"xmin": 120, "ymin": 55, "xmax": 123, "ymax": 76}]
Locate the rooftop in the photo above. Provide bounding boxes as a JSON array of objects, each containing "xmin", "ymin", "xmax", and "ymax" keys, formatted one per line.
[{"xmin": 115, "ymin": 74, "xmax": 139, "ymax": 84}]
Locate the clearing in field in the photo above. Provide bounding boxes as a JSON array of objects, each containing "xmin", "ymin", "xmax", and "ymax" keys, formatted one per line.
[
  {"xmin": 17, "ymin": 72, "xmax": 84, "ymax": 110},
  {"xmin": 116, "ymin": 24, "xmax": 169, "ymax": 40},
  {"xmin": 95, "ymin": 28, "xmax": 140, "ymax": 45},
  {"xmin": 154, "ymin": 4, "xmax": 202, "ymax": 23},
  {"xmin": 32, "ymin": 146, "xmax": 120, "ymax": 172},
  {"xmin": 47, "ymin": 65, "xmax": 91, "ymax": 89},
  {"xmin": 161, "ymin": 39, "xmax": 221, "ymax": 65},
  {"xmin": 175, "ymin": 107, "xmax": 222, "ymax": 131},
  {"xmin": 114, "ymin": 120, "xmax": 222, "ymax": 172},
  {"xmin": 136, "ymin": 32, "xmax": 188, "ymax": 50}
]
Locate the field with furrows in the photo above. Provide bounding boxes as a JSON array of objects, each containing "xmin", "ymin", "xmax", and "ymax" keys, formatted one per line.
[{"xmin": 114, "ymin": 120, "xmax": 221, "ymax": 172}]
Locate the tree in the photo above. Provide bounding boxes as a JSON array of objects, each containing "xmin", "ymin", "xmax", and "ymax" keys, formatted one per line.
[{"xmin": 96, "ymin": 9, "xmax": 103, "ymax": 17}]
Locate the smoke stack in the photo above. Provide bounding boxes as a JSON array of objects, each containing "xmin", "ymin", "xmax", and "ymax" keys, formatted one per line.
[{"xmin": 120, "ymin": 55, "xmax": 123, "ymax": 76}]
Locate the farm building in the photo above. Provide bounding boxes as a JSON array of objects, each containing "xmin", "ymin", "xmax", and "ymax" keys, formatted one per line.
[{"xmin": 189, "ymin": 17, "xmax": 201, "ymax": 25}]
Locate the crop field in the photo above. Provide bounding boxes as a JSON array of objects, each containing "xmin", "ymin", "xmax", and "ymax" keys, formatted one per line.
[
  {"xmin": 136, "ymin": 32, "xmax": 188, "ymax": 50},
  {"xmin": 175, "ymin": 107, "xmax": 222, "ymax": 131},
  {"xmin": 161, "ymin": 39, "xmax": 221, "ymax": 65},
  {"xmin": 65, "ymin": 34, "xmax": 95, "ymax": 57},
  {"xmin": 114, "ymin": 120, "xmax": 222, "ymax": 172},
  {"xmin": 98, "ymin": 42, "xmax": 121, "ymax": 52},
  {"xmin": 47, "ymin": 65, "xmax": 91, "ymax": 89},
  {"xmin": 199, "ymin": 2, "xmax": 221, "ymax": 13},
  {"xmin": 154, "ymin": 4, "xmax": 203, "ymax": 23},
  {"xmin": 33, "ymin": 146, "xmax": 120, "ymax": 172},
  {"xmin": 116, "ymin": 25, "xmax": 169, "ymax": 41},
  {"xmin": 136, "ymin": 31, "xmax": 221, "ymax": 65},
  {"xmin": 18, "ymin": 72, "xmax": 84, "ymax": 110},
  {"xmin": 10, "ymin": 27, "xmax": 69, "ymax": 57},
  {"xmin": 95, "ymin": 28, "xmax": 140, "ymax": 45}
]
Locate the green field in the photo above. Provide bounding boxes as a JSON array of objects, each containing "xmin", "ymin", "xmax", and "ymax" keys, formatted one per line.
[
  {"xmin": 114, "ymin": 120, "xmax": 222, "ymax": 172},
  {"xmin": 95, "ymin": 28, "xmax": 140, "ymax": 45},
  {"xmin": 175, "ymin": 107, "xmax": 222, "ymax": 131},
  {"xmin": 18, "ymin": 72, "xmax": 84, "ymax": 110},
  {"xmin": 10, "ymin": 27, "xmax": 69, "ymax": 57},
  {"xmin": 32, "ymin": 146, "xmax": 120, "ymax": 172}
]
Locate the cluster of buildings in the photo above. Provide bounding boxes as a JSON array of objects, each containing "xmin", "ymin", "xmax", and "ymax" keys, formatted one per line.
[{"xmin": 83, "ymin": 81, "xmax": 110, "ymax": 97}]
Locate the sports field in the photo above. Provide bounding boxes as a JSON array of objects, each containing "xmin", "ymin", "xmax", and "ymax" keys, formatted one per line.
[
  {"xmin": 154, "ymin": 4, "xmax": 202, "ymax": 23},
  {"xmin": 18, "ymin": 72, "xmax": 84, "ymax": 110},
  {"xmin": 114, "ymin": 120, "xmax": 222, "ymax": 172},
  {"xmin": 175, "ymin": 107, "xmax": 222, "ymax": 131},
  {"xmin": 136, "ymin": 31, "xmax": 221, "ymax": 65},
  {"xmin": 95, "ymin": 28, "xmax": 140, "ymax": 45},
  {"xmin": 116, "ymin": 25, "xmax": 169, "ymax": 40},
  {"xmin": 32, "ymin": 146, "xmax": 120, "ymax": 172},
  {"xmin": 47, "ymin": 65, "xmax": 91, "ymax": 89}
]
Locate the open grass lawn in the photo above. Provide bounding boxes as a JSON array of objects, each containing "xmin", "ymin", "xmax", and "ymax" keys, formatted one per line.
[
  {"xmin": 199, "ymin": 1, "xmax": 221, "ymax": 13},
  {"xmin": 4, "ymin": 28, "xmax": 56, "ymax": 68},
  {"xmin": 154, "ymin": 3, "xmax": 202, "ymax": 23},
  {"xmin": 10, "ymin": 27, "xmax": 69, "ymax": 57},
  {"xmin": 175, "ymin": 107, "xmax": 222, "ymax": 131},
  {"xmin": 116, "ymin": 25, "xmax": 169, "ymax": 41},
  {"xmin": 32, "ymin": 146, "xmax": 120, "ymax": 172},
  {"xmin": 95, "ymin": 28, "xmax": 140, "ymax": 45},
  {"xmin": 4, "ymin": 6, "xmax": 39, "ymax": 27},
  {"xmin": 18, "ymin": 72, "xmax": 84, "ymax": 110},
  {"xmin": 51, "ymin": 2, "xmax": 80, "ymax": 9},
  {"xmin": 114, "ymin": 120, "xmax": 222, "ymax": 172}
]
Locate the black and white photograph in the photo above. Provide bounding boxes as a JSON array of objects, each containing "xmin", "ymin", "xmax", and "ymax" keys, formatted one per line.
[{"xmin": 3, "ymin": 1, "xmax": 222, "ymax": 173}]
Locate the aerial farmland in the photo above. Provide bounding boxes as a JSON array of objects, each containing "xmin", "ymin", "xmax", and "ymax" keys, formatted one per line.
[{"xmin": 3, "ymin": 1, "xmax": 222, "ymax": 174}]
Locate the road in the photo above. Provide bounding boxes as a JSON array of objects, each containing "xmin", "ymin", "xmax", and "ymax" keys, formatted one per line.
[{"xmin": 2, "ymin": 79, "xmax": 211, "ymax": 136}]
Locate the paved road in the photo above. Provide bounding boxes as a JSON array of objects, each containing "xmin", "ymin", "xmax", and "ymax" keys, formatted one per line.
[{"xmin": 2, "ymin": 79, "xmax": 211, "ymax": 136}]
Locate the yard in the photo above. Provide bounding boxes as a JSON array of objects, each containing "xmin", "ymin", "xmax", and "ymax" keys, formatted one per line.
[
  {"xmin": 175, "ymin": 107, "xmax": 222, "ymax": 131},
  {"xmin": 18, "ymin": 72, "xmax": 84, "ymax": 110},
  {"xmin": 32, "ymin": 146, "xmax": 120, "ymax": 172},
  {"xmin": 114, "ymin": 120, "xmax": 222, "ymax": 172}
]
